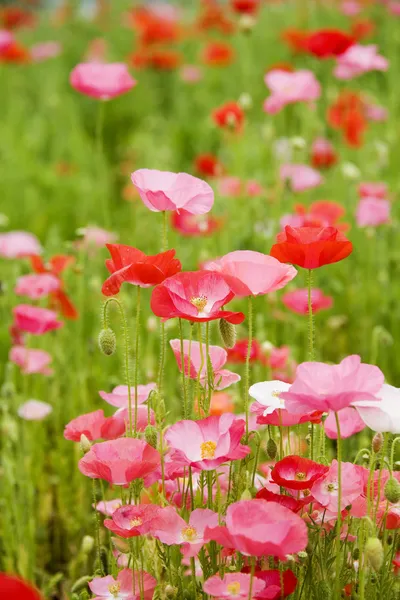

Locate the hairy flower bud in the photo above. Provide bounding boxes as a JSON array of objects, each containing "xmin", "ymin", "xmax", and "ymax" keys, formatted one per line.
[
  {"xmin": 98, "ymin": 328, "xmax": 116, "ymax": 356},
  {"xmin": 165, "ymin": 585, "xmax": 177, "ymax": 598},
  {"xmin": 240, "ymin": 488, "xmax": 253, "ymax": 501},
  {"xmin": 71, "ymin": 576, "xmax": 92, "ymax": 593},
  {"xmin": 384, "ymin": 477, "xmax": 400, "ymax": 504},
  {"xmin": 266, "ymin": 438, "xmax": 277, "ymax": 459},
  {"xmin": 365, "ymin": 537, "xmax": 384, "ymax": 571},
  {"xmin": 144, "ymin": 425, "xmax": 158, "ymax": 449},
  {"xmin": 80, "ymin": 434, "xmax": 92, "ymax": 454},
  {"xmin": 372, "ymin": 432, "xmax": 384, "ymax": 453},
  {"xmin": 219, "ymin": 318, "xmax": 237, "ymax": 349},
  {"xmin": 80, "ymin": 535, "xmax": 94, "ymax": 555}
]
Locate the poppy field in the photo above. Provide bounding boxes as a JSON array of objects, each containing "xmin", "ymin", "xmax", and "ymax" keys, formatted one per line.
[{"xmin": 1, "ymin": 1, "xmax": 400, "ymax": 599}]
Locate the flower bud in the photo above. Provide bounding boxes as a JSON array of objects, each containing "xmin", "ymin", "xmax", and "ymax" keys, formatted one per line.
[
  {"xmin": 111, "ymin": 537, "xmax": 130, "ymax": 553},
  {"xmin": 372, "ymin": 432, "xmax": 384, "ymax": 453},
  {"xmin": 165, "ymin": 585, "xmax": 177, "ymax": 598},
  {"xmin": 238, "ymin": 92, "xmax": 253, "ymax": 111},
  {"xmin": 71, "ymin": 576, "xmax": 92, "ymax": 593},
  {"xmin": 80, "ymin": 434, "xmax": 92, "ymax": 454},
  {"xmin": 240, "ymin": 488, "xmax": 253, "ymax": 501},
  {"xmin": 98, "ymin": 328, "xmax": 116, "ymax": 356},
  {"xmin": 315, "ymin": 582, "xmax": 332, "ymax": 598},
  {"xmin": 239, "ymin": 15, "xmax": 256, "ymax": 34},
  {"xmin": 384, "ymin": 477, "xmax": 400, "ymax": 504},
  {"xmin": 365, "ymin": 537, "xmax": 384, "ymax": 571},
  {"xmin": 266, "ymin": 438, "xmax": 277, "ymax": 459},
  {"xmin": 144, "ymin": 425, "xmax": 158, "ymax": 449},
  {"xmin": 219, "ymin": 318, "xmax": 237, "ymax": 349}
]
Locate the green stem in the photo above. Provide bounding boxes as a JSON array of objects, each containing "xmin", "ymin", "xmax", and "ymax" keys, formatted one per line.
[
  {"xmin": 95, "ymin": 100, "xmax": 109, "ymax": 227},
  {"xmin": 190, "ymin": 557, "xmax": 197, "ymax": 595},
  {"xmin": 244, "ymin": 296, "xmax": 253, "ymax": 439},
  {"xmin": 133, "ymin": 286, "xmax": 141, "ymax": 437},
  {"xmin": 92, "ymin": 480, "xmax": 104, "ymax": 575},
  {"xmin": 307, "ymin": 269, "xmax": 315, "ymax": 360},
  {"xmin": 248, "ymin": 558, "xmax": 256, "ymax": 600},
  {"xmin": 162, "ymin": 210, "xmax": 168, "ymax": 251},
  {"xmin": 196, "ymin": 323, "xmax": 205, "ymax": 416},
  {"xmin": 179, "ymin": 319, "xmax": 188, "ymax": 419},
  {"xmin": 205, "ymin": 321, "xmax": 213, "ymax": 415},
  {"xmin": 334, "ymin": 411, "xmax": 342, "ymax": 600}
]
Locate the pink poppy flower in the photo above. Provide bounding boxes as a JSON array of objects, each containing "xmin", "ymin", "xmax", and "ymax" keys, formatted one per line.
[
  {"xmin": 77, "ymin": 225, "xmax": 117, "ymax": 248},
  {"xmin": 99, "ymin": 383, "xmax": 156, "ymax": 408},
  {"xmin": 356, "ymin": 198, "xmax": 390, "ymax": 227},
  {"xmin": 78, "ymin": 438, "xmax": 160, "ymax": 485},
  {"xmin": 217, "ymin": 176, "xmax": 242, "ymax": 198},
  {"xmin": 13, "ymin": 305, "xmax": 63, "ymax": 335},
  {"xmin": 388, "ymin": 1, "xmax": 400, "ymax": 16},
  {"xmin": 170, "ymin": 339, "xmax": 240, "ymax": 390},
  {"xmin": 282, "ymin": 288, "xmax": 333, "ymax": 315},
  {"xmin": 151, "ymin": 271, "xmax": 245, "ymax": 324},
  {"xmin": 203, "ymin": 572, "xmax": 266, "ymax": 599},
  {"xmin": 15, "ymin": 273, "xmax": 60, "ymax": 299},
  {"xmin": 164, "ymin": 414, "xmax": 250, "ymax": 471},
  {"xmin": 100, "ymin": 406, "xmax": 155, "ymax": 439},
  {"xmin": 30, "ymin": 41, "xmax": 61, "ymax": 62},
  {"xmin": 340, "ymin": 1, "xmax": 362, "ymax": 16},
  {"xmin": 203, "ymin": 250, "xmax": 297, "ymax": 297},
  {"xmin": 311, "ymin": 460, "xmax": 363, "ymax": 513},
  {"xmin": 281, "ymin": 355, "xmax": 384, "ymax": 414},
  {"xmin": 204, "ymin": 499, "xmax": 308, "ymax": 558},
  {"xmin": 358, "ymin": 182, "xmax": 387, "ymax": 199},
  {"xmin": 64, "ymin": 409, "xmax": 108, "ymax": 442},
  {"xmin": 246, "ymin": 180, "xmax": 264, "ymax": 197},
  {"xmin": 310, "ymin": 137, "xmax": 338, "ymax": 169},
  {"xmin": 324, "ymin": 407, "xmax": 366, "ymax": 439},
  {"xmin": 70, "ymin": 62, "xmax": 136, "ymax": 100},
  {"xmin": 96, "ymin": 499, "xmax": 122, "ymax": 516},
  {"xmin": 180, "ymin": 64, "xmax": 203, "ymax": 83},
  {"xmin": 280, "ymin": 164, "xmax": 324, "ymax": 193},
  {"xmin": 18, "ymin": 400, "xmax": 52, "ymax": 421},
  {"xmin": 151, "ymin": 506, "xmax": 219, "ymax": 557},
  {"xmin": 334, "ymin": 45, "xmax": 388, "ymax": 80},
  {"xmin": 104, "ymin": 504, "xmax": 161, "ymax": 538},
  {"xmin": 10, "ymin": 346, "xmax": 53, "ymax": 375},
  {"xmin": 0, "ymin": 30, "xmax": 13, "ymax": 52},
  {"xmin": 131, "ymin": 169, "xmax": 214, "ymax": 214},
  {"xmin": 89, "ymin": 569, "xmax": 156, "ymax": 600},
  {"xmin": 264, "ymin": 69, "xmax": 321, "ymax": 115},
  {"xmin": 171, "ymin": 210, "xmax": 222, "ymax": 237},
  {"xmin": 0, "ymin": 231, "xmax": 41, "ymax": 258}
]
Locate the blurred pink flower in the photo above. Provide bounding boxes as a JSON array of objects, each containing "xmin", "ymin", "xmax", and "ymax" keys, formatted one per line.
[
  {"xmin": 311, "ymin": 460, "xmax": 363, "ymax": 513},
  {"xmin": 264, "ymin": 69, "xmax": 321, "ymax": 114},
  {"xmin": 203, "ymin": 572, "xmax": 265, "ymax": 598},
  {"xmin": 131, "ymin": 169, "xmax": 214, "ymax": 214},
  {"xmin": 356, "ymin": 197, "xmax": 390, "ymax": 227},
  {"xmin": 0, "ymin": 231, "xmax": 41, "ymax": 258},
  {"xmin": 340, "ymin": 1, "xmax": 362, "ymax": 16},
  {"xmin": 89, "ymin": 569, "xmax": 156, "ymax": 600},
  {"xmin": 77, "ymin": 226, "xmax": 117, "ymax": 248},
  {"xmin": 99, "ymin": 383, "xmax": 156, "ymax": 408},
  {"xmin": 280, "ymin": 164, "xmax": 324, "ymax": 192},
  {"xmin": 170, "ymin": 339, "xmax": 240, "ymax": 390},
  {"xmin": 18, "ymin": 400, "xmax": 52, "ymax": 421},
  {"xmin": 358, "ymin": 182, "xmax": 387, "ymax": 199},
  {"xmin": 70, "ymin": 62, "xmax": 136, "ymax": 100},
  {"xmin": 180, "ymin": 64, "xmax": 203, "ymax": 83},
  {"xmin": 15, "ymin": 273, "xmax": 60, "ymax": 299},
  {"xmin": 282, "ymin": 288, "xmax": 333, "ymax": 315},
  {"xmin": 217, "ymin": 176, "xmax": 242, "ymax": 198},
  {"xmin": 388, "ymin": 1, "xmax": 400, "ymax": 16},
  {"xmin": 13, "ymin": 305, "xmax": 63, "ymax": 335},
  {"xmin": 10, "ymin": 345, "xmax": 53, "ymax": 376},
  {"xmin": 30, "ymin": 41, "xmax": 61, "ymax": 62},
  {"xmin": 204, "ymin": 250, "xmax": 297, "ymax": 297},
  {"xmin": 334, "ymin": 44, "xmax": 388, "ymax": 79},
  {"xmin": 364, "ymin": 102, "xmax": 388, "ymax": 122},
  {"xmin": 246, "ymin": 180, "xmax": 264, "ymax": 197},
  {"xmin": 0, "ymin": 30, "xmax": 13, "ymax": 52}
]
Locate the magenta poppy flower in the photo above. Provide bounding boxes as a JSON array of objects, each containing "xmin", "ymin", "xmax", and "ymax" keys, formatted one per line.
[
  {"xmin": 151, "ymin": 506, "xmax": 219, "ymax": 557},
  {"xmin": 17, "ymin": 400, "xmax": 52, "ymax": 421},
  {"xmin": 151, "ymin": 271, "xmax": 245, "ymax": 324},
  {"xmin": 204, "ymin": 499, "xmax": 308, "ymax": 558},
  {"xmin": 70, "ymin": 62, "xmax": 136, "ymax": 100},
  {"xmin": 280, "ymin": 164, "xmax": 324, "ymax": 193},
  {"xmin": 170, "ymin": 339, "xmax": 240, "ymax": 390},
  {"xmin": 271, "ymin": 456, "xmax": 329, "ymax": 490},
  {"xmin": 89, "ymin": 569, "xmax": 156, "ymax": 600},
  {"xmin": 203, "ymin": 250, "xmax": 297, "ymax": 297},
  {"xmin": 281, "ymin": 355, "xmax": 384, "ymax": 414},
  {"xmin": 131, "ymin": 169, "xmax": 214, "ymax": 214},
  {"xmin": 282, "ymin": 288, "xmax": 333, "ymax": 315},
  {"xmin": 78, "ymin": 438, "xmax": 160, "ymax": 485},
  {"xmin": 0, "ymin": 231, "xmax": 41, "ymax": 258},
  {"xmin": 324, "ymin": 407, "xmax": 366, "ymax": 439},
  {"xmin": 15, "ymin": 273, "xmax": 60, "ymax": 299},
  {"xmin": 311, "ymin": 460, "xmax": 363, "ymax": 513},
  {"xmin": 164, "ymin": 414, "xmax": 250, "ymax": 471},
  {"xmin": 356, "ymin": 197, "xmax": 390, "ymax": 227},
  {"xmin": 13, "ymin": 305, "xmax": 63, "ymax": 335},
  {"xmin": 203, "ymin": 572, "xmax": 266, "ymax": 599},
  {"xmin": 264, "ymin": 69, "xmax": 321, "ymax": 114},
  {"xmin": 99, "ymin": 383, "xmax": 156, "ymax": 408},
  {"xmin": 104, "ymin": 504, "xmax": 161, "ymax": 538},
  {"xmin": 10, "ymin": 346, "xmax": 53, "ymax": 375},
  {"xmin": 64, "ymin": 410, "xmax": 108, "ymax": 442}
]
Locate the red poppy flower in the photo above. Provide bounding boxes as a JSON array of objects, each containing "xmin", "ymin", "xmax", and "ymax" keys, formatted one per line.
[
  {"xmin": 197, "ymin": 0, "xmax": 235, "ymax": 35},
  {"xmin": 253, "ymin": 569, "xmax": 298, "ymax": 599},
  {"xmin": 202, "ymin": 40, "xmax": 235, "ymax": 67},
  {"xmin": 102, "ymin": 245, "xmax": 181, "ymax": 296},
  {"xmin": 1, "ymin": 7, "xmax": 35, "ymax": 29},
  {"xmin": 230, "ymin": 0, "xmax": 260, "ymax": 15},
  {"xmin": 327, "ymin": 91, "xmax": 367, "ymax": 147},
  {"xmin": 212, "ymin": 101, "xmax": 244, "ymax": 132},
  {"xmin": 270, "ymin": 226, "xmax": 353, "ymax": 269},
  {"xmin": 255, "ymin": 488, "xmax": 303, "ymax": 512},
  {"xmin": 171, "ymin": 210, "xmax": 222, "ymax": 237},
  {"xmin": 281, "ymin": 28, "xmax": 309, "ymax": 54},
  {"xmin": 0, "ymin": 40, "xmax": 30, "ymax": 63},
  {"xmin": 227, "ymin": 339, "xmax": 267, "ymax": 364},
  {"xmin": 194, "ymin": 154, "xmax": 224, "ymax": 178},
  {"xmin": 271, "ymin": 455, "xmax": 329, "ymax": 490},
  {"xmin": 310, "ymin": 138, "xmax": 338, "ymax": 169},
  {"xmin": 0, "ymin": 573, "xmax": 42, "ymax": 599},
  {"xmin": 305, "ymin": 29, "xmax": 355, "ymax": 58},
  {"xmin": 150, "ymin": 270, "xmax": 245, "ymax": 324},
  {"xmin": 351, "ymin": 18, "xmax": 375, "ymax": 41},
  {"xmin": 30, "ymin": 254, "xmax": 78, "ymax": 319},
  {"xmin": 128, "ymin": 7, "xmax": 180, "ymax": 46}
]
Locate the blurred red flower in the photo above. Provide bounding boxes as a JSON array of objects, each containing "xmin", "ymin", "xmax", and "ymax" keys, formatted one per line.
[
  {"xmin": 197, "ymin": 0, "xmax": 235, "ymax": 35},
  {"xmin": 327, "ymin": 90, "xmax": 367, "ymax": 147},
  {"xmin": 0, "ymin": 573, "xmax": 42, "ymax": 599},
  {"xmin": 212, "ymin": 101, "xmax": 245, "ymax": 132},
  {"xmin": 310, "ymin": 138, "xmax": 338, "ymax": 169},
  {"xmin": 281, "ymin": 28, "xmax": 309, "ymax": 53},
  {"xmin": 0, "ymin": 40, "xmax": 30, "ymax": 63},
  {"xmin": 351, "ymin": 18, "xmax": 375, "ymax": 41},
  {"xmin": 1, "ymin": 7, "xmax": 35, "ymax": 29},
  {"xmin": 194, "ymin": 153, "xmax": 224, "ymax": 177},
  {"xmin": 305, "ymin": 29, "xmax": 354, "ymax": 58},
  {"xmin": 171, "ymin": 211, "xmax": 222, "ymax": 237},
  {"xmin": 230, "ymin": 0, "xmax": 260, "ymax": 15},
  {"xmin": 30, "ymin": 254, "xmax": 78, "ymax": 320},
  {"xmin": 227, "ymin": 339, "xmax": 267, "ymax": 364},
  {"xmin": 128, "ymin": 7, "xmax": 180, "ymax": 46},
  {"xmin": 202, "ymin": 40, "xmax": 235, "ymax": 66}
]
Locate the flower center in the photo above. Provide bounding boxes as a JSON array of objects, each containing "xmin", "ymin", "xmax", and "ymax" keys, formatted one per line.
[
  {"xmin": 327, "ymin": 482, "xmax": 338, "ymax": 492},
  {"xmin": 130, "ymin": 517, "xmax": 143, "ymax": 528},
  {"xmin": 108, "ymin": 582, "xmax": 121, "ymax": 596},
  {"xmin": 200, "ymin": 440, "xmax": 217, "ymax": 459},
  {"xmin": 295, "ymin": 472, "xmax": 306, "ymax": 481},
  {"xmin": 190, "ymin": 295, "xmax": 208, "ymax": 312},
  {"xmin": 227, "ymin": 581, "xmax": 241, "ymax": 595},
  {"xmin": 181, "ymin": 525, "xmax": 198, "ymax": 542}
]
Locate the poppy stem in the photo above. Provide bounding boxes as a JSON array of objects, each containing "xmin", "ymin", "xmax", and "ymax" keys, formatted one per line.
[
  {"xmin": 334, "ymin": 411, "xmax": 342, "ymax": 600},
  {"xmin": 205, "ymin": 321, "xmax": 213, "ymax": 415},
  {"xmin": 92, "ymin": 479, "xmax": 104, "ymax": 575},
  {"xmin": 162, "ymin": 210, "xmax": 168, "ymax": 251},
  {"xmin": 196, "ymin": 323, "xmax": 205, "ymax": 415},
  {"xmin": 95, "ymin": 100, "xmax": 109, "ymax": 228},
  {"xmin": 244, "ymin": 296, "xmax": 253, "ymax": 439},
  {"xmin": 133, "ymin": 286, "xmax": 141, "ymax": 437},
  {"xmin": 248, "ymin": 556, "xmax": 256, "ymax": 600},
  {"xmin": 179, "ymin": 318, "xmax": 188, "ymax": 419},
  {"xmin": 307, "ymin": 269, "xmax": 315, "ymax": 360}
]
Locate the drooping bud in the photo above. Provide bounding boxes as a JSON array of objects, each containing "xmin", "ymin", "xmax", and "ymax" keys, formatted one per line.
[
  {"xmin": 372, "ymin": 432, "xmax": 384, "ymax": 453},
  {"xmin": 365, "ymin": 537, "xmax": 384, "ymax": 571},
  {"xmin": 80, "ymin": 535, "xmax": 94, "ymax": 555},
  {"xmin": 219, "ymin": 318, "xmax": 237, "ymax": 349},
  {"xmin": 144, "ymin": 424, "xmax": 158, "ymax": 449},
  {"xmin": 80, "ymin": 434, "xmax": 92, "ymax": 454},
  {"xmin": 266, "ymin": 438, "xmax": 277, "ymax": 459},
  {"xmin": 384, "ymin": 477, "xmax": 400, "ymax": 504},
  {"xmin": 98, "ymin": 328, "xmax": 116, "ymax": 356}
]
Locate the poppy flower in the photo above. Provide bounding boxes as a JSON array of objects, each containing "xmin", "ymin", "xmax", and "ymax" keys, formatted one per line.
[
  {"xmin": 202, "ymin": 40, "xmax": 235, "ymax": 66},
  {"xmin": 1, "ymin": 7, "xmax": 35, "ymax": 30},
  {"xmin": 281, "ymin": 28, "xmax": 310, "ymax": 53},
  {"xmin": 0, "ymin": 39, "xmax": 30, "ymax": 63},
  {"xmin": 197, "ymin": 1, "xmax": 235, "ymax": 35},
  {"xmin": 252, "ymin": 569, "xmax": 298, "ymax": 600},
  {"xmin": 78, "ymin": 438, "xmax": 160, "ymax": 485},
  {"xmin": 264, "ymin": 70, "xmax": 321, "ymax": 115},
  {"xmin": 271, "ymin": 456, "xmax": 329, "ymax": 490},
  {"xmin": 171, "ymin": 210, "xmax": 222, "ymax": 237},
  {"xmin": 305, "ymin": 29, "xmax": 355, "ymax": 58},
  {"xmin": 131, "ymin": 169, "xmax": 214, "ymax": 214},
  {"xmin": 280, "ymin": 164, "xmax": 324, "ymax": 193},
  {"xmin": 334, "ymin": 44, "xmax": 388, "ymax": 80},
  {"xmin": 129, "ymin": 7, "xmax": 180, "ymax": 46},
  {"xmin": 324, "ymin": 407, "xmax": 366, "ymax": 439},
  {"xmin": 101, "ymin": 244, "xmax": 181, "ymax": 296},
  {"xmin": 355, "ymin": 384, "xmax": 400, "ymax": 435},
  {"xmin": 15, "ymin": 273, "xmax": 60, "ymax": 299},
  {"xmin": 203, "ymin": 572, "xmax": 265, "ymax": 599},
  {"xmin": 351, "ymin": 18, "xmax": 375, "ymax": 41},
  {"xmin": 13, "ymin": 304, "xmax": 63, "ymax": 335},
  {"xmin": 282, "ymin": 288, "xmax": 333, "ymax": 315},
  {"xmin": 0, "ymin": 231, "xmax": 41, "ymax": 258},
  {"xmin": 227, "ymin": 339, "xmax": 266, "ymax": 364},
  {"xmin": 194, "ymin": 153, "xmax": 223, "ymax": 177},
  {"xmin": 356, "ymin": 198, "xmax": 390, "ymax": 227},
  {"xmin": 18, "ymin": 400, "xmax": 52, "ymax": 421},
  {"xmin": 327, "ymin": 91, "xmax": 367, "ymax": 147},
  {"xmin": 147, "ymin": 49, "xmax": 182, "ymax": 70},
  {"xmin": 151, "ymin": 270, "xmax": 245, "ymax": 324},
  {"xmin": 255, "ymin": 488, "xmax": 303, "ymax": 513},
  {"xmin": 10, "ymin": 346, "xmax": 53, "ymax": 376},
  {"xmin": 64, "ymin": 410, "xmax": 108, "ymax": 442},
  {"xmin": 104, "ymin": 503, "xmax": 161, "ymax": 538},
  {"xmin": 89, "ymin": 569, "xmax": 156, "ymax": 600},
  {"xmin": 0, "ymin": 573, "xmax": 42, "ymax": 600},
  {"xmin": 270, "ymin": 226, "xmax": 353, "ymax": 269},
  {"xmin": 311, "ymin": 460, "xmax": 363, "ymax": 513},
  {"xmin": 30, "ymin": 41, "xmax": 61, "ymax": 63},
  {"xmin": 99, "ymin": 383, "xmax": 156, "ymax": 408},
  {"xmin": 70, "ymin": 62, "xmax": 136, "ymax": 100},
  {"xmin": 212, "ymin": 101, "xmax": 245, "ymax": 132},
  {"xmin": 358, "ymin": 182, "xmax": 388, "ymax": 199},
  {"xmin": 30, "ymin": 254, "xmax": 78, "ymax": 319},
  {"xmin": 231, "ymin": 0, "xmax": 260, "ymax": 14},
  {"xmin": 311, "ymin": 137, "xmax": 338, "ymax": 169}
]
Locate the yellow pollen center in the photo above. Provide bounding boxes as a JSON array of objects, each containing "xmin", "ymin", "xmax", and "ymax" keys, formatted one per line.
[
  {"xmin": 201, "ymin": 440, "xmax": 217, "ymax": 459},
  {"xmin": 227, "ymin": 581, "xmax": 241, "ymax": 595},
  {"xmin": 182, "ymin": 525, "xmax": 198, "ymax": 542},
  {"xmin": 190, "ymin": 295, "xmax": 208, "ymax": 312},
  {"xmin": 271, "ymin": 390, "xmax": 281, "ymax": 397},
  {"xmin": 108, "ymin": 582, "xmax": 121, "ymax": 596},
  {"xmin": 295, "ymin": 472, "xmax": 306, "ymax": 481},
  {"xmin": 327, "ymin": 483, "xmax": 337, "ymax": 492},
  {"xmin": 130, "ymin": 517, "xmax": 143, "ymax": 527}
]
